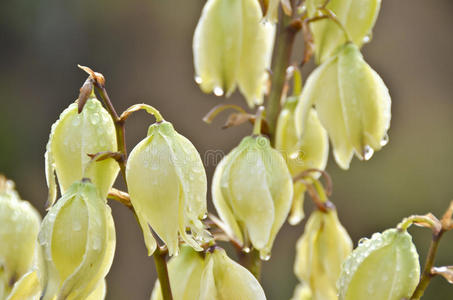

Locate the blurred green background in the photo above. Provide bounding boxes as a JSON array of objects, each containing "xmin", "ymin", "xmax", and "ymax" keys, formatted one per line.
[{"xmin": 1, "ymin": 0, "xmax": 453, "ymax": 299}]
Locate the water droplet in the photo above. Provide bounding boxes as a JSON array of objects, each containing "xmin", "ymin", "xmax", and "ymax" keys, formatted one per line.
[
  {"xmin": 242, "ymin": 247, "xmax": 251, "ymax": 254},
  {"xmin": 363, "ymin": 145, "xmax": 374, "ymax": 161},
  {"xmin": 289, "ymin": 151, "xmax": 299, "ymax": 160},
  {"xmin": 260, "ymin": 253, "xmax": 271, "ymax": 261},
  {"xmin": 90, "ymin": 113, "xmax": 100, "ymax": 125},
  {"xmin": 195, "ymin": 76, "xmax": 203, "ymax": 84},
  {"xmin": 213, "ymin": 87, "xmax": 224, "ymax": 97},
  {"xmin": 380, "ymin": 134, "xmax": 389, "ymax": 146},
  {"xmin": 363, "ymin": 35, "xmax": 371, "ymax": 43},
  {"xmin": 358, "ymin": 237, "xmax": 368, "ymax": 245}
]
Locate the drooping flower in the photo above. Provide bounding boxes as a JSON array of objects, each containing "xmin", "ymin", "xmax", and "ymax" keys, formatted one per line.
[
  {"xmin": 39, "ymin": 180, "xmax": 116, "ymax": 300},
  {"xmin": 0, "ymin": 176, "xmax": 43, "ymax": 300},
  {"xmin": 212, "ymin": 135, "xmax": 293, "ymax": 259},
  {"xmin": 275, "ymin": 96, "xmax": 329, "ymax": 224},
  {"xmin": 294, "ymin": 210, "xmax": 352, "ymax": 300},
  {"xmin": 305, "ymin": 0, "xmax": 382, "ymax": 63},
  {"xmin": 295, "ymin": 43, "xmax": 391, "ymax": 169},
  {"xmin": 45, "ymin": 97, "xmax": 119, "ymax": 207},
  {"xmin": 200, "ymin": 248, "xmax": 266, "ymax": 300},
  {"xmin": 337, "ymin": 228, "xmax": 420, "ymax": 300},
  {"xmin": 193, "ymin": 0, "xmax": 275, "ymax": 107},
  {"xmin": 126, "ymin": 121, "xmax": 209, "ymax": 256}
]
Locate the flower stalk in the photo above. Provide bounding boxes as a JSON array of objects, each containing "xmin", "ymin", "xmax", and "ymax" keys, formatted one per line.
[{"xmin": 266, "ymin": 3, "xmax": 301, "ymax": 137}]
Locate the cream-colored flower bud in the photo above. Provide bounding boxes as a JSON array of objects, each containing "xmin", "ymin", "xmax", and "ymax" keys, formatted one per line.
[
  {"xmin": 295, "ymin": 43, "xmax": 391, "ymax": 169},
  {"xmin": 275, "ymin": 97, "xmax": 328, "ymax": 224},
  {"xmin": 126, "ymin": 121, "xmax": 209, "ymax": 256},
  {"xmin": 294, "ymin": 210, "xmax": 352, "ymax": 300},
  {"xmin": 200, "ymin": 248, "xmax": 266, "ymax": 300},
  {"xmin": 193, "ymin": 0, "xmax": 275, "ymax": 107},
  {"xmin": 0, "ymin": 176, "xmax": 43, "ymax": 300},
  {"xmin": 150, "ymin": 246, "xmax": 205, "ymax": 300},
  {"xmin": 306, "ymin": 0, "xmax": 381, "ymax": 63},
  {"xmin": 45, "ymin": 97, "xmax": 119, "ymax": 207},
  {"xmin": 212, "ymin": 135, "xmax": 293, "ymax": 259},
  {"xmin": 337, "ymin": 228, "xmax": 420, "ymax": 300},
  {"xmin": 38, "ymin": 180, "xmax": 116, "ymax": 300}
]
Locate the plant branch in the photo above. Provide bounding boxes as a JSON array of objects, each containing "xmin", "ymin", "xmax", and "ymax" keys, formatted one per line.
[
  {"xmin": 266, "ymin": 7, "xmax": 301, "ymax": 139},
  {"xmin": 410, "ymin": 229, "xmax": 444, "ymax": 299}
]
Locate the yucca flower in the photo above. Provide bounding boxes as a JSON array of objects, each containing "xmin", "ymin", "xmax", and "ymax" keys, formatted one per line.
[
  {"xmin": 126, "ymin": 121, "xmax": 209, "ymax": 256},
  {"xmin": 39, "ymin": 180, "xmax": 115, "ymax": 300},
  {"xmin": 212, "ymin": 135, "xmax": 293, "ymax": 259},
  {"xmin": 45, "ymin": 97, "xmax": 119, "ymax": 207},
  {"xmin": 305, "ymin": 0, "xmax": 381, "ymax": 63},
  {"xmin": 295, "ymin": 43, "xmax": 391, "ymax": 169},
  {"xmin": 0, "ymin": 176, "xmax": 43, "ymax": 300},
  {"xmin": 275, "ymin": 97, "xmax": 328, "ymax": 224},
  {"xmin": 193, "ymin": 0, "xmax": 275, "ymax": 107},
  {"xmin": 338, "ymin": 228, "xmax": 420, "ymax": 300},
  {"xmin": 294, "ymin": 210, "xmax": 352, "ymax": 300}
]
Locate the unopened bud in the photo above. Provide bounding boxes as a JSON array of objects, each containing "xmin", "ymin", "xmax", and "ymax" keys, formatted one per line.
[
  {"xmin": 295, "ymin": 43, "xmax": 391, "ymax": 169},
  {"xmin": 0, "ymin": 177, "xmax": 43, "ymax": 300},
  {"xmin": 39, "ymin": 181, "xmax": 116, "ymax": 300},
  {"xmin": 337, "ymin": 228, "xmax": 420, "ymax": 300},
  {"xmin": 126, "ymin": 121, "xmax": 210, "ymax": 256},
  {"xmin": 275, "ymin": 97, "xmax": 328, "ymax": 224},
  {"xmin": 295, "ymin": 210, "xmax": 352, "ymax": 300},
  {"xmin": 212, "ymin": 135, "xmax": 293, "ymax": 259},
  {"xmin": 306, "ymin": 0, "xmax": 381, "ymax": 63},
  {"xmin": 193, "ymin": 0, "xmax": 275, "ymax": 107},
  {"xmin": 45, "ymin": 98, "xmax": 119, "ymax": 207}
]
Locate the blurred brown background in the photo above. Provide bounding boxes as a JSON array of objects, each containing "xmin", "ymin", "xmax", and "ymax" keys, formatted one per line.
[{"xmin": 1, "ymin": 0, "xmax": 453, "ymax": 299}]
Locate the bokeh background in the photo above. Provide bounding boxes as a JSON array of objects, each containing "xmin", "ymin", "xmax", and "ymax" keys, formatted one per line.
[{"xmin": 1, "ymin": 0, "xmax": 453, "ymax": 299}]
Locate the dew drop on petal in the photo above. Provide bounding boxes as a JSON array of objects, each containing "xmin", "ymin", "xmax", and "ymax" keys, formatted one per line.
[
  {"xmin": 195, "ymin": 76, "xmax": 203, "ymax": 84},
  {"xmin": 260, "ymin": 252, "xmax": 271, "ymax": 261},
  {"xmin": 363, "ymin": 145, "xmax": 374, "ymax": 161},
  {"xmin": 380, "ymin": 134, "xmax": 389, "ymax": 147},
  {"xmin": 213, "ymin": 87, "xmax": 224, "ymax": 97}
]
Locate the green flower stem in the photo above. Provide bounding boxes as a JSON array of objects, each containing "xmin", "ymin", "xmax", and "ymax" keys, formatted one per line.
[
  {"xmin": 153, "ymin": 246, "xmax": 174, "ymax": 300},
  {"xmin": 266, "ymin": 6, "xmax": 301, "ymax": 138},
  {"xmin": 410, "ymin": 229, "xmax": 444, "ymax": 299}
]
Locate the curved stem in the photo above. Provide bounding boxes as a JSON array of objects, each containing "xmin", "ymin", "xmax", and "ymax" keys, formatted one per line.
[
  {"xmin": 120, "ymin": 103, "xmax": 164, "ymax": 123},
  {"xmin": 203, "ymin": 104, "xmax": 247, "ymax": 124},
  {"xmin": 253, "ymin": 106, "xmax": 265, "ymax": 135},
  {"xmin": 410, "ymin": 230, "xmax": 444, "ymax": 299}
]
